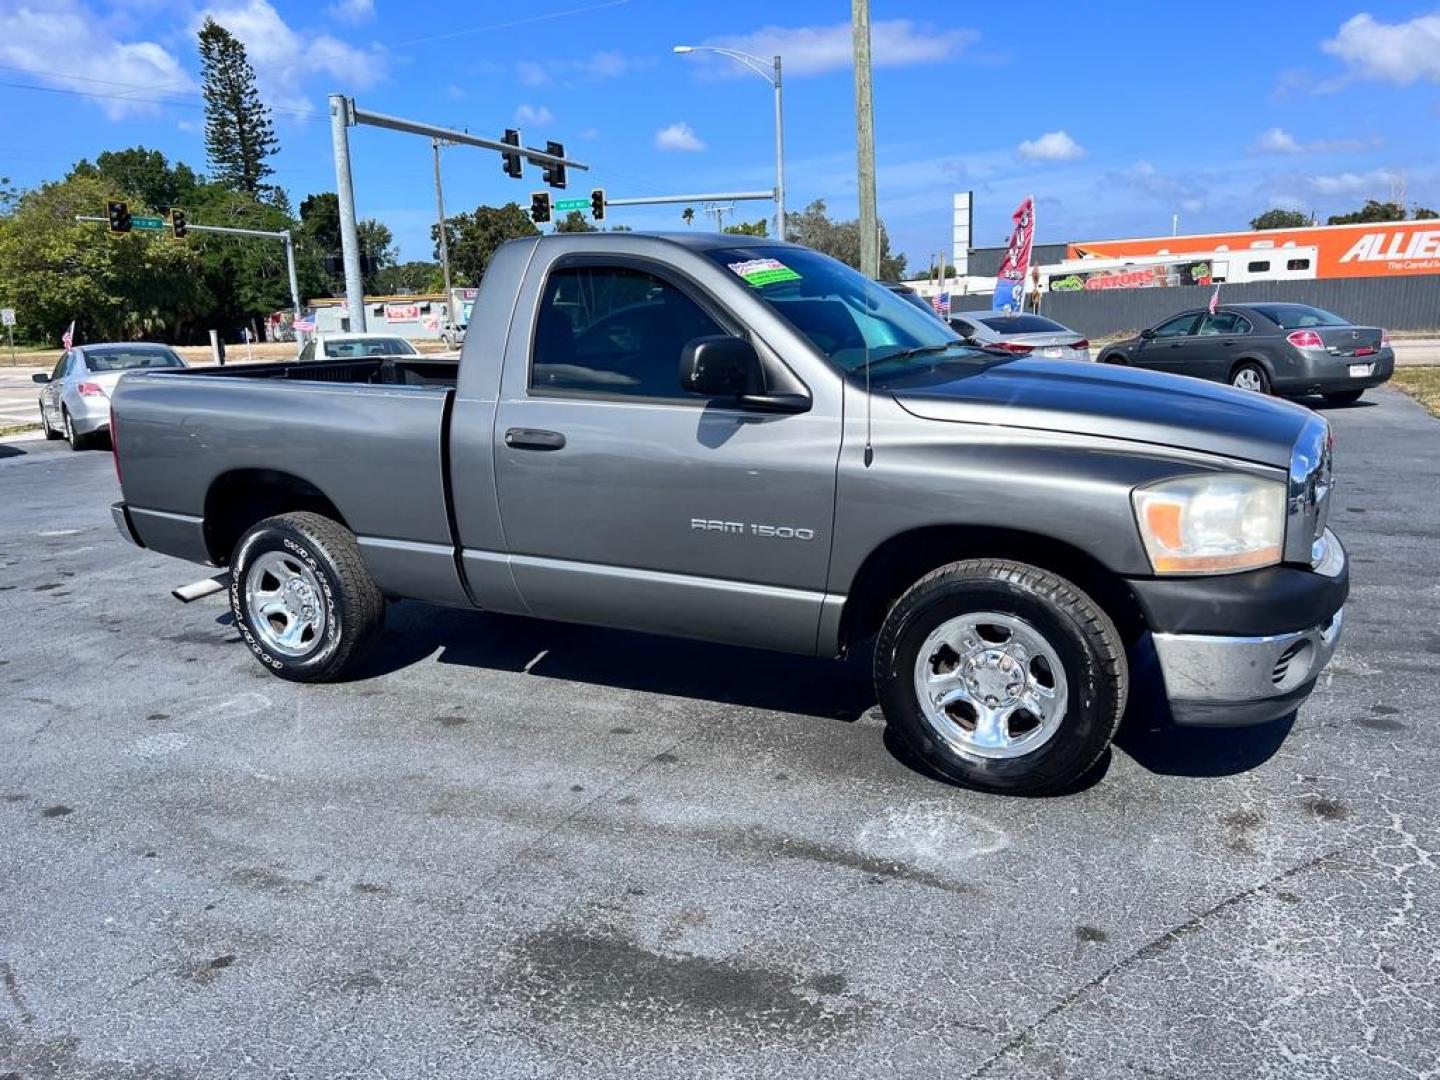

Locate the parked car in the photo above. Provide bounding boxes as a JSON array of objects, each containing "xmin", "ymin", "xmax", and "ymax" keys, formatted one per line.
[
  {"xmin": 950, "ymin": 311, "xmax": 1090, "ymax": 361},
  {"xmin": 109, "ymin": 233, "xmax": 1346, "ymax": 796},
  {"xmin": 1097, "ymin": 303, "xmax": 1393, "ymax": 405},
  {"xmin": 33, "ymin": 342, "xmax": 185, "ymax": 449},
  {"xmin": 297, "ymin": 333, "xmax": 420, "ymax": 360},
  {"xmin": 881, "ymin": 281, "xmax": 946, "ymax": 320}
]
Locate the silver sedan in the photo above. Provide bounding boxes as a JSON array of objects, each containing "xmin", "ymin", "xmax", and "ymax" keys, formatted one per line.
[
  {"xmin": 34, "ymin": 343, "xmax": 186, "ymax": 449},
  {"xmin": 949, "ymin": 311, "xmax": 1091, "ymax": 361}
]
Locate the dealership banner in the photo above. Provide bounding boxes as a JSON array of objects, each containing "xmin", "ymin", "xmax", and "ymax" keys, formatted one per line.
[
  {"xmin": 384, "ymin": 302, "xmax": 421, "ymax": 322},
  {"xmin": 1049, "ymin": 261, "xmax": 1213, "ymax": 291},
  {"xmin": 992, "ymin": 195, "xmax": 1035, "ymax": 311}
]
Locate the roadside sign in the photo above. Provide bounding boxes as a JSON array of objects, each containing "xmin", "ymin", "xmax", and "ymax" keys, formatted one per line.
[
  {"xmin": 130, "ymin": 215, "xmax": 167, "ymax": 231},
  {"xmin": 554, "ymin": 198, "xmax": 589, "ymax": 213},
  {"xmin": 0, "ymin": 308, "xmax": 14, "ymax": 327}
]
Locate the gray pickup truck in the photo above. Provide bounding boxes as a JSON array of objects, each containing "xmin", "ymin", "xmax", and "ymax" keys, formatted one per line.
[{"xmin": 110, "ymin": 233, "xmax": 1347, "ymax": 795}]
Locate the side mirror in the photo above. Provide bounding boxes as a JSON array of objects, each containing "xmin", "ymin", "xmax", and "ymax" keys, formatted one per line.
[
  {"xmin": 1139, "ymin": 328, "xmax": 1155, "ymax": 340},
  {"xmin": 32, "ymin": 372, "xmax": 49, "ymax": 384},
  {"xmin": 680, "ymin": 335, "xmax": 759, "ymax": 397}
]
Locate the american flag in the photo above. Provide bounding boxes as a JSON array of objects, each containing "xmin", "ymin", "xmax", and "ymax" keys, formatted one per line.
[
  {"xmin": 60, "ymin": 320, "xmax": 74, "ymax": 349},
  {"xmin": 293, "ymin": 312, "xmax": 315, "ymax": 333},
  {"xmin": 931, "ymin": 292, "xmax": 951, "ymax": 317},
  {"xmin": 1207, "ymin": 285, "xmax": 1220, "ymax": 315}
]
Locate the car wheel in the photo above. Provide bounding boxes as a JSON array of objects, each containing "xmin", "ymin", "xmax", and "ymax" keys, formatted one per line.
[
  {"xmin": 1101, "ymin": 353, "xmax": 1127, "ymax": 365},
  {"xmin": 874, "ymin": 559, "xmax": 1128, "ymax": 796},
  {"xmin": 62, "ymin": 409, "xmax": 87, "ymax": 450},
  {"xmin": 229, "ymin": 511, "xmax": 386, "ymax": 683},
  {"xmin": 41, "ymin": 405, "xmax": 62, "ymax": 440},
  {"xmin": 1322, "ymin": 390, "xmax": 1364, "ymax": 406},
  {"xmin": 1230, "ymin": 363, "xmax": 1270, "ymax": 394}
]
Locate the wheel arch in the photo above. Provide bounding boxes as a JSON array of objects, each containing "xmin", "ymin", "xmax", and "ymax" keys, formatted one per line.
[
  {"xmin": 1228, "ymin": 354, "xmax": 1274, "ymax": 383},
  {"xmin": 836, "ymin": 524, "xmax": 1145, "ymax": 655},
  {"xmin": 203, "ymin": 468, "xmax": 350, "ymax": 565}
]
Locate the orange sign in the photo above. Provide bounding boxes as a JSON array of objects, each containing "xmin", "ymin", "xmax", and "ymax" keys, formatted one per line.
[{"xmin": 1069, "ymin": 219, "xmax": 1440, "ymax": 279}]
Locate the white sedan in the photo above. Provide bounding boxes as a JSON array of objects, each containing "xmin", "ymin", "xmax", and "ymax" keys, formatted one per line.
[{"xmin": 297, "ymin": 333, "xmax": 420, "ymax": 361}]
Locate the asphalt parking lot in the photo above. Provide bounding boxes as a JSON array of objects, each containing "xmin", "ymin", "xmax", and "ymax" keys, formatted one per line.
[{"xmin": 1, "ymin": 388, "xmax": 1437, "ymax": 1079}]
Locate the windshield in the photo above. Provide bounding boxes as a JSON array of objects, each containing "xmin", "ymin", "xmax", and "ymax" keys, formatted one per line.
[
  {"xmin": 83, "ymin": 346, "xmax": 184, "ymax": 372},
  {"xmin": 324, "ymin": 338, "xmax": 418, "ymax": 357},
  {"xmin": 705, "ymin": 246, "xmax": 973, "ymax": 373},
  {"xmin": 1252, "ymin": 304, "xmax": 1349, "ymax": 329}
]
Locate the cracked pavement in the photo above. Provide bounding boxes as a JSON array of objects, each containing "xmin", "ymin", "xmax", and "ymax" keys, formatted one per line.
[{"xmin": 1, "ymin": 388, "xmax": 1437, "ymax": 1078}]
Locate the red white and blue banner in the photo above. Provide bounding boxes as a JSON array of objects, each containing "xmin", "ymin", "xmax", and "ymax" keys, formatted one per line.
[{"xmin": 992, "ymin": 196, "xmax": 1035, "ymax": 312}]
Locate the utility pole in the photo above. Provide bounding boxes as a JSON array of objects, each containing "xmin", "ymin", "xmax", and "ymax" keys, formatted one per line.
[
  {"xmin": 432, "ymin": 138, "xmax": 454, "ymax": 312},
  {"xmin": 852, "ymin": 0, "xmax": 879, "ymax": 278},
  {"xmin": 329, "ymin": 94, "xmax": 367, "ymax": 332}
]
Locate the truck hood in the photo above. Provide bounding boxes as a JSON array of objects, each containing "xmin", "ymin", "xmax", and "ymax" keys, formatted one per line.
[{"xmin": 886, "ymin": 357, "xmax": 1309, "ymax": 468}]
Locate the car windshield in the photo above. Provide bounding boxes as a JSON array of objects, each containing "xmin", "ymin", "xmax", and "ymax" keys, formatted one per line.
[
  {"xmin": 324, "ymin": 338, "xmax": 418, "ymax": 357},
  {"xmin": 1252, "ymin": 304, "xmax": 1349, "ymax": 329},
  {"xmin": 705, "ymin": 246, "xmax": 977, "ymax": 373},
  {"xmin": 83, "ymin": 346, "xmax": 183, "ymax": 371},
  {"xmin": 978, "ymin": 314, "xmax": 1067, "ymax": 334}
]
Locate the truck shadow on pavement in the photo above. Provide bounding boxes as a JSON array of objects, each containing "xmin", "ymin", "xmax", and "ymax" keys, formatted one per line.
[{"xmin": 342, "ymin": 602, "xmax": 1295, "ymax": 785}]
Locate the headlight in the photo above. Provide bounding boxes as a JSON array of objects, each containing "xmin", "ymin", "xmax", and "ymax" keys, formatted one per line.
[{"xmin": 1132, "ymin": 474, "xmax": 1286, "ymax": 574}]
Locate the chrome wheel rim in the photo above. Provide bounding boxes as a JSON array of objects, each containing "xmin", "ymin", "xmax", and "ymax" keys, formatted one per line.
[
  {"xmin": 64, "ymin": 413, "xmax": 74, "ymax": 442},
  {"xmin": 912, "ymin": 611, "xmax": 1069, "ymax": 760},
  {"xmin": 1232, "ymin": 368, "xmax": 1263, "ymax": 392},
  {"xmin": 244, "ymin": 550, "xmax": 326, "ymax": 657}
]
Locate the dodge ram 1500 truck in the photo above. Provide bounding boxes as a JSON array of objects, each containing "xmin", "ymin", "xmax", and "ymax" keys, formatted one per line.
[{"xmin": 109, "ymin": 233, "xmax": 1347, "ymax": 795}]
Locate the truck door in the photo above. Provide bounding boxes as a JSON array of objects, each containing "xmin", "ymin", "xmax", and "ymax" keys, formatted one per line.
[{"xmin": 492, "ymin": 257, "xmax": 840, "ymax": 654}]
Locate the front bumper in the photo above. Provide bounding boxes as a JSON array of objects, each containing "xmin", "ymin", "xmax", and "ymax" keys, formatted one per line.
[{"xmin": 1140, "ymin": 529, "xmax": 1347, "ymax": 726}]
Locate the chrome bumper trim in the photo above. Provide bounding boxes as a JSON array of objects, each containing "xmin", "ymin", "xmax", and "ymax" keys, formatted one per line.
[{"xmin": 1153, "ymin": 605, "xmax": 1344, "ymax": 708}]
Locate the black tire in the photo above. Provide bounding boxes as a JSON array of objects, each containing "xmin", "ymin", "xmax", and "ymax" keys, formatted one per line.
[
  {"xmin": 41, "ymin": 407, "xmax": 62, "ymax": 440},
  {"xmin": 229, "ymin": 512, "xmax": 385, "ymax": 683},
  {"xmin": 62, "ymin": 409, "xmax": 87, "ymax": 450},
  {"xmin": 1101, "ymin": 353, "xmax": 1127, "ymax": 365},
  {"xmin": 1230, "ymin": 362, "xmax": 1271, "ymax": 394},
  {"xmin": 874, "ymin": 559, "xmax": 1128, "ymax": 796},
  {"xmin": 1322, "ymin": 389, "xmax": 1363, "ymax": 406}
]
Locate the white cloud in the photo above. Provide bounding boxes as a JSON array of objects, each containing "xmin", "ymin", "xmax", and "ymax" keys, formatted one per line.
[
  {"xmin": 1321, "ymin": 11, "xmax": 1440, "ymax": 85},
  {"xmin": 1016, "ymin": 130, "xmax": 1084, "ymax": 162},
  {"xmin": 655, "ymin": 121, "xmax": 705, "ymax": 152},
  {"xmin": 1112, "ymin": 160, "xmax": 1204, "ymax": 213},
  {"xmin": 1306, "ymin": 168, "xmax": 1401, "ymax": 196},
  {"xmin": 1255, "ymin": 126, "xmax": 1302, "ymax": 154},
  {"xmin": 513, "ymin": 51, "xmax": 644, "ymax": 87},
  {"xmin": 514, "ymin": 104, "xmax": 554, "ymax": 127},
  {"xmin": 0, "ymin": 0, "xmax": 196, "ymax": 119},
  {"xmin": 197, "ymin": 0, "xmax": 385, "ymax": 116},
  {"xmin": 699, "ymin": 20, "xmax": 977, "ymax": 77},
  {"xmin": 327, "ymin": 0, "xmax": 374, "ymax": 24},
  {"xmin": 516, "ymin": 61, "xmax": 551, "ymax": 87},
  {"xmin": 1253, "ymin": 125, "xmax": 1380, "ymax": 154}
]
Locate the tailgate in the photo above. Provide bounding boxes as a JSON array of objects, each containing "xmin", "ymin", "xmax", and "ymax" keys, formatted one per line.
[{"xmin": 1319, "ymin": 326, "xmax": 1383, "ymax": 357}]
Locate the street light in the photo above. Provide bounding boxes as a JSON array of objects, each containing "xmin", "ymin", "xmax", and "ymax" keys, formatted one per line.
[{"xmin": 673, "ymin": 44, "xmax": 786, "ymax": 241}]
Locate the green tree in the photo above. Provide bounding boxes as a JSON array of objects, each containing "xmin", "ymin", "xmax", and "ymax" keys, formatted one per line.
[
  {"xmin": 1250, "ymin": 208, "xmax": 1310, "ymax": 230},
  {"xmin": 199, "ymin": 18, "xmax": 279, "ymax": 196},
  {"xmin": 1413, "ymin": 206, "xmax": 1438, "ymax": 220},
  {"xmin": 723, "ymin": 219, "xmax": 769, "ymax": 237},
  {"xmin": 1327, "ymin": 199, "xmax": 1406, "ymax": 225},
  {"xmin": 436, "ymin": 203, "xmax": 539, "ymax": 284},
  {"xmin": 297, "ymin": 193, "xmax": 394, "ymax": 294},
  {"xmin": 786, "ymin": 199, "xmax": 907, "ymax": 279},
  {"xmin": 554, "ymin": 210, "xmax": 597, "ymax": 233},
  {"xmin": 358, "ymin": 219, "xmax": 396, "ymax": 293},
  {"xmin": 373, "ymin": 260, "xmax": 446, "ymax": 295}
]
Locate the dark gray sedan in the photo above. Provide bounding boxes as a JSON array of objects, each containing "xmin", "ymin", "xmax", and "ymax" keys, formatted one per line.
[{"xmin": 1096, "ymin": 303, "xmax": 1394, "ymax": 405}]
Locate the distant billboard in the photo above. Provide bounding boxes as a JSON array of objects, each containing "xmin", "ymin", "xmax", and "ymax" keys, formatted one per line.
[{"xmin": 1048, "ymin": 261, "xmax": 1213, "ymax": 291}]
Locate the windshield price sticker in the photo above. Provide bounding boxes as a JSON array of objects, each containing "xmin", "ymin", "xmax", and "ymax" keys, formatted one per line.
[{"xmin": 728, "ymin": 258, "xmax": 801, "ymax": 287}]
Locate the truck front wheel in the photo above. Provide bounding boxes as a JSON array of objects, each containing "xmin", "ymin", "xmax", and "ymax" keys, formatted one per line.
[
  {"xmin": 229, "ymin": 512, "xmax": 385, "ymax": 683},
  {"xmin": 874, "ymin": 559, "xmax": 1128, "ymax": 796}
]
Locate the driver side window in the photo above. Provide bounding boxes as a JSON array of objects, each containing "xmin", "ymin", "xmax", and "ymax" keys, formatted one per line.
[
  {"xmin": 1153, "ymin": 314, "xmax": 1199, "ymax": 338},
  {"xmin": 530, "ymin": 264, "xmax": 727, "ymax": 400}
]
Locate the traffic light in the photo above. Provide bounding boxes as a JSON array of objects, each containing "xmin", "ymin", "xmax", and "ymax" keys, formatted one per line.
[
  {"xmin": 324, "ymin": 254, "xmax": 343, "ymax": 276},
  {"xmin": 541, "ymin": 141, "xmax": 567, "ymax": 189},
  {"xmin": 107, "ymin": 200, "xmax": 131, "ymax": 234},
  {"xmin": 590, "ymin": 189, "xmax": 605, "ymax": 222},
  {"xmin": 500, "ymin": 128, "xmax": 523, "ymax": 179},
  {"xmin": 530, "ymin": 192, "xmax": 552, "ymax": 225},
  {"xmin": 169, "ymin": 208, "xmax": 188, "ymax": 239}
]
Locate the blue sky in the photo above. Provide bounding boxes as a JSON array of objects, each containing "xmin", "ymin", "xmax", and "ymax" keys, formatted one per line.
[{"xmin": 1, "ymin": 0, "xmax": 1437, "ymax": 269}]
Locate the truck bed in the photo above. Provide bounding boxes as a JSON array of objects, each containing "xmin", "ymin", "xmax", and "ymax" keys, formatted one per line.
[{"xmin": 177, "ymin": 356, "xmax": 459, "ymax": 388}]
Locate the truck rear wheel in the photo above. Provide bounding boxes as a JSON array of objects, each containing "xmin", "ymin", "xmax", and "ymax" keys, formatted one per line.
[
  {"xmin": 874, "ymin": 559, "xmax": 1128, "ymax": 796},
  {"xmin": 229, "ymin": 512, "xmax": 385, "ymax": 683}
]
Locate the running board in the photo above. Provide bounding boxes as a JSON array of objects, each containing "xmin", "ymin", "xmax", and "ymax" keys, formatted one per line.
[{"xmin": 172, "ymin": 573, "xmax": 232, "ymax": 603}]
